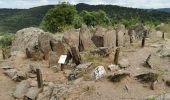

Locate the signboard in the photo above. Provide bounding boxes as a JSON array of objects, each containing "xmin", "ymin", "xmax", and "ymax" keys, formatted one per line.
[{"xmin": 58, "ymin": 55, "xmax": 67, "ymax": 64}]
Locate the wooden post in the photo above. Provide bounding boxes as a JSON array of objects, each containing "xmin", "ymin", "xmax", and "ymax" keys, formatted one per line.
[
  {"xmin": 116, "ymin": 30, "xmax": 119, "ymax": 47},
  {"xmin": 130, "ymin": 35, "xmax": 133, "ymax": 44},
  {"xmin": 61, "ymin": 64, "xmax": 64, "ymax": 71},
  {"xmin": 162, "ymin": 32, "xmax": 165, "ymax": 40},
  {"xmin": 36, "ymin": 69, "xmax": 43, "ymax": 88},
  {"xmin": 114, "ymin": 48, "xmax": 120, "ymax": 65},
  {"xmin": 142, "ymin": 36, "xmax": 145, "ymax": 47}
]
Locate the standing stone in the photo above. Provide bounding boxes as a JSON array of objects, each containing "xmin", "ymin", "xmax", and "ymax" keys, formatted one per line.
[
  {"xmin": 63, "ymin": 29, "xmax": 80, "ymax": 47},
  {"xmin": 49, "ymin": 51, "xmax": 59, "ymax": 67},
  {"xmin": 50, "ymin": 40, "xmax": 66, "ymax": 56},
  {"xmin": 38, "ymin": 33, "xmax": 53, "ymax": 60},
  {"xmin": 70, "ymin": 47, "xmax": 82, "ymax": 65},
  {"xmin": 116, "ymin": 24, "xmax": 126, "ymax": 47},
  {"xmin": 79, "ymin": 25, "xmax": 95, "ymax": 51},
  {"xmin": 92, "ymin": 26, "xmax": 107, "ymax": 47},
  {"xmin": 104, "ymin": 28, "xmax": 116, "ymax": 48}
]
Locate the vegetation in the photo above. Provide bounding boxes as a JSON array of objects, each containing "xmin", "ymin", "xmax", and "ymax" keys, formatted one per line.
[
  {"xmin": 0, "ymin": 3, "xmax": 170, "ymax": 33},
  {"xmin": 0, "ymin": 33, "xmax": 14, "ymax": 48},
  {"xmin": 42, "ymin": 3, "xmax": 77, "ymax": 32}
]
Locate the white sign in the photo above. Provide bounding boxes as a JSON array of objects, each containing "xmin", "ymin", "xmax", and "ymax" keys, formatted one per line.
[{"xmin": 58, "ymin": 55, "xmax": 67, "ymax": 64}]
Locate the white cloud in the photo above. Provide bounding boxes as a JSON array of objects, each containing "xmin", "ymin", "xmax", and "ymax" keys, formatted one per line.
[{"xmin": 0, "ymin": 0, "xmax": 170, "ymax": 8}]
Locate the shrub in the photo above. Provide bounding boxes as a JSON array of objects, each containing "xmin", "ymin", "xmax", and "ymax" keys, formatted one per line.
[{"xmin": 0, "ymin": 33, "xmax": 14, "ymax": 48}]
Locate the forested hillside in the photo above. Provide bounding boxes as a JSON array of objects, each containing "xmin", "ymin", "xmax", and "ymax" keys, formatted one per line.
[{"xmin": 0, "ymin": 3, "xmax": 170, "ymax": 34}]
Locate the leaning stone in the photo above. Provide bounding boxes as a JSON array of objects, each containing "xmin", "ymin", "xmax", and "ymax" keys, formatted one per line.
[
  {"xmin": 24, "ymin": 87, "xmax": 42, "ymax": 100},
  {"xmin": 13, "ymin": 80, "xmax": 30, "ymax": 99},
  {"xmin": 145, "ymin": 54, "xmax": 161, "ymax": 69},
  {"xmin": 135, "ymin": 72, "xmax": 159, "ymax": 83}
]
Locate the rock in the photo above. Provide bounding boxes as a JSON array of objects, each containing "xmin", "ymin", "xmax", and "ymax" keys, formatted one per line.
[
  {"xmin": 24, "ymin": 87, "xmax": 42, "ymax": 100},
  {"xmin": 11, "ymin": 27, "xmax": 45, "ymax": 53},
  {"xmin": 159, "ymin": 50, "xmax": 170, "ymax": 57},
  {"xmin": 48, "ymin": 51, "xmax": 59, "ymax": 67},
  {"xmin": 77, "ymin": 62, "xmax": 93, "ymax": 69},
  {"xmin": 135, "ymin": 72, "xmax": 159, "ymax": 83},
  {"xmin": 31, "ymin": 49, "xmax": 44, "ymax": 61},
  {"xmin": 104, "ymin": 29, "xmax": 116, "ymax": 48},
  {"xmin": 1, "ymin": 65, "xmax": 13, "ymax": 70},
  {"xmin": 90, "ymin": 47, "xmax": 111, "ymax": 57},
  {"xmin": 63, "ymin": 29, "xmax": 79, "ymax": 47},
  {"xmin": 50, "ymin": 39, "xmax": 66, "ymax": 56},
  {"xmin": 70, "ymin": 46, "xmax": 82, "ymax": 65},
  {"xmin": 13, "ymin": 80, "xmax": 30, "ymax": 99},
  {"xmin": 145, "ymin": 54, "xmax": 161, "ymax": 68},
  {"xmin": 38, "ymin": 33, "xmax": 54, "ymax": 60},
  {"xmin": 4, "ymin": 69, "xmax": 17, "ymax": 79},
  {"xmin": 108, "ymin": 64, "xmax": 119, "ymax": 72},
  {"xmin": 118, "ymin": 59, "xmax": 130, "ymax": 68},
  {"xmin": 68, "ymin": 69, "xmax": 84, "ymax": 81},
  {"xmin": 166, "ymin": 80, "xmax": 170, "ymax": 87},
  {"xmin": 37, "ymin": 86, "xmax": 54, "ymax": 100},
  {"xmin": 93, "ymin": 66, "xmax": 106, "ymax": 80},
  {"xmin": 92, "ymin": 26, "xmax": 107, "ymax": 47},
  {"xmin": 79, "ymin": 24, "xmax": 95, "ymax": 51},
  {"xmin": 108, "ymin": 72, "xmax": 130, "ymax": 82}
]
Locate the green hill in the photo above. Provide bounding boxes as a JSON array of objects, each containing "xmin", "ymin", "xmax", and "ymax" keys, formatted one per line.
[{"xmin": 0, "ymin": 3, "xmax": 170, "ymax": 34}]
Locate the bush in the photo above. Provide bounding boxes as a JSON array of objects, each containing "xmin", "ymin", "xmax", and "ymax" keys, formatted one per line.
[
  {"xmin": 0, "ymin": 33, "xmax": 14, "ymax": 48},
  {"xmin": 42, "ymin": 3, "xmax": 77, "ymax": 33}
]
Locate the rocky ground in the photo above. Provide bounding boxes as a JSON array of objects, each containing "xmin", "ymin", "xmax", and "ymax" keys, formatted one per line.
[{"xmin": 1, "ymin": 25, "xmax": 170, "ymax": 100}]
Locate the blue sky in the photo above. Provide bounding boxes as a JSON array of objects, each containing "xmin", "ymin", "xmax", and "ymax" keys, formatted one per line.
[{"xmin": 0, "ymin": 0, "xmax": 170, "ymax": 9}]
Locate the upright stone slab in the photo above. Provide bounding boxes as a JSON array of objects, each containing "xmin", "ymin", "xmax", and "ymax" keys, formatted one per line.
[
  {"xmin": 79, "ymin": 25, "xmax": 95, "ymax": 51},
  {"xmin": 92, "ymin": 26, "xmax": 107, "ymax": 47},
  {"xmin": 38, "ymin": 33, "xmax": 53, "ymax": 60},
  {"xmin": 104, "ymin": 28, "xmax": 116, "ymax": 48},
  {"xmin": 63, "ymin": 29, "xmax": 79, "ymax": 47}
]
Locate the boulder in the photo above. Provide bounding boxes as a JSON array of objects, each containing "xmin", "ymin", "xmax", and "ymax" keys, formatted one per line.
[
  {"xmin": 145, "ymin": 54, "xmax": 161, "ymax": 68},
  {"xmin": 13, "ymin": 80, "xmax": 30, "ymax": 99},
  {"xmin": 24, "ymin": 87, "xmax": 42, "ymax": 100},
  {"xmin": 79, "ymin": 24, "xmax": 96, "ymax": 51},
  {"xmin": 11, "ymin": 27, "xmax": 45, "ymax": 53},
  {"xmin": 93, "ymin": 66, "xmax": 106, "ymax": 80}
]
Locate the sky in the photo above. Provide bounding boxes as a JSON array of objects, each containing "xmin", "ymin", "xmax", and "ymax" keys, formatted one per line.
[{"xmin": 0, "ymin": 0, "xmax": 170, "ymax": 9}]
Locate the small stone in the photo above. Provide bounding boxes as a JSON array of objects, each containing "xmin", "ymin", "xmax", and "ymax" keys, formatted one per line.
[
  {"xmin": 118, "ymin": 59, "xmax": 130, "ymax": 68},
  {"xmin": 93, "ymin": 66, "xmax": 106, "ymax": 80},
  {"xmin": 108, "ymin": 64, "xmax": 119, "ymax": 72}
]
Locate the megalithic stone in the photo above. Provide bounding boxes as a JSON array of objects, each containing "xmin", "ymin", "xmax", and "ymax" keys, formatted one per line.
[{"xmin": 70, "ymin": 47, "xmax": 82, "ymax": 65}]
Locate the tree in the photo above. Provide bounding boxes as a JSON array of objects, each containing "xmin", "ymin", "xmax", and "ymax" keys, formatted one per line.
[
  {"xmin": 80, "ymin": 10, "xmax": 111, "ymax": 27},
  {"xmin": 42, "ymin": 3, "xmax": 77, "ymax": 32}
]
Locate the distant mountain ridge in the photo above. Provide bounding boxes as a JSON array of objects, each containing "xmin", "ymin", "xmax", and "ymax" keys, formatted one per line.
[
  {"xmin": 157, "ymin": 8, "xmax": 170, "ymax": 13},
  {"xmin": 0, "ymin": 3, "xmax": 170, "ymax": 34}
]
